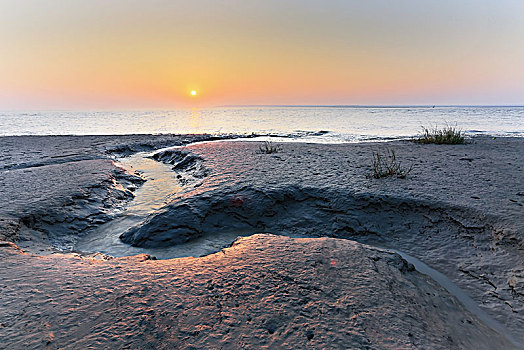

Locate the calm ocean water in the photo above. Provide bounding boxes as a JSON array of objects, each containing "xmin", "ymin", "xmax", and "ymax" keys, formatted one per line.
[{"xmin": 1, "ymin": 106, "xmax": 523, "ymax": 142}]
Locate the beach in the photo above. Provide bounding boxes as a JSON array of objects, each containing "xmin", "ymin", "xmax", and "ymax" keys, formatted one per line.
[
  {"xmin": 0, "ymin": 135, "xmax": 523, "ymax": 349},
  {"xmin": 3, "ymin": 0, "xmax": 524, "ymax": 347}
]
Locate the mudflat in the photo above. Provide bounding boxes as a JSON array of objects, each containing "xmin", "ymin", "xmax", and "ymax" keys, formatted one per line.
[{"xmin": 0, "ymin": 135, "xmax": 522, "ymax": 349}]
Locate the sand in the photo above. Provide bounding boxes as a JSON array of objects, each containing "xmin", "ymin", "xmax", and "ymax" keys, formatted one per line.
[
  {"xmin": 0, "ymin": 134, "xmax": 240, "ymax": 251},
  {"xmin": 0, "ymin": 235, "xmax": 517, "ymax": 349},
  {"xmin": 0, "ymin": 135, "xmax": 523, "ymax": 349}
]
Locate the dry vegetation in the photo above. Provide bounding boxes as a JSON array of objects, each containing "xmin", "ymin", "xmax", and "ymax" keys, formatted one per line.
[
  {"xmin": 372, "ymin": 149, "xmax": 412, "ymax": 179},
  {"xmin": 259, "ymin": 141, "xmax": 281, "ymax": 154}
]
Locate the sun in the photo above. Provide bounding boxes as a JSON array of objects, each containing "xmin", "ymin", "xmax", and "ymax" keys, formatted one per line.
[{"xmin": 190, "ymin": 90, "xmax": 197, "ymax": 96}]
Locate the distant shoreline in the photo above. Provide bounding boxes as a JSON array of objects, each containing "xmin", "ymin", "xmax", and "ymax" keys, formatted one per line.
[
  {"xmin": 2, "ymin": 105, "xmax": 524, "ymax": 113},
  {"xmin": 216, "ymin": 104, "xmax": 524, "ymax": 108}
]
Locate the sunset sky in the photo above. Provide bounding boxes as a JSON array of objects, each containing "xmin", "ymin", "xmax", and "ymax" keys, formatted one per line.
[{"xmin": 1, "ymin": 0, "xmax": 523, "ymax": 109}]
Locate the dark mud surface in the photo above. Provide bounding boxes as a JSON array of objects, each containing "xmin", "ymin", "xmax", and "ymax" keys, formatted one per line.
[
  {"xmin": 0, "ymin": 134, "xmax": 238, "ymax": 252},
  {"xmin": 0, "ymin": 235, "xmax": 518, "ymax": 349},
  {"xmin": 0, "ymin": 135, "xmax": 523, "ymax": 348},
  {"xmin": 119, "ymin": 138, "xmax": 524, "ymax": 344}
]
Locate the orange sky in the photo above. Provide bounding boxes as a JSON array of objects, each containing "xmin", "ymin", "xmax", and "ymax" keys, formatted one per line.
[{"xmin": 1, "ymin": 1, "xmax": 523, "ymax": 109}]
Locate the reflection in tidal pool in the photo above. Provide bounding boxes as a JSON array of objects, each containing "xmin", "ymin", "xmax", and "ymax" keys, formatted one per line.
[{"xmin": 76, "ymin": 152, "xmax": 246, "ymax": 259}]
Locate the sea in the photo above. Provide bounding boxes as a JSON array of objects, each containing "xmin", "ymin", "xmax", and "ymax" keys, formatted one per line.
[{"xmin": 1, "ymin": 106, "xmax": 523, "ymax": 142}]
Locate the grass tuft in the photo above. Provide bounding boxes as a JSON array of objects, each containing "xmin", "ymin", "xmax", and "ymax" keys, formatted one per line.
[
  {"xmin": 372, "ymin": 149, "xmax": 412, "ymax": 179},
  {"xmin": 413, "ymin": 125, "xmax": 465, "ymax": 144},
  {"xmin": 259, "ymin": 141, "xmax": 281, "ymax": 154}
]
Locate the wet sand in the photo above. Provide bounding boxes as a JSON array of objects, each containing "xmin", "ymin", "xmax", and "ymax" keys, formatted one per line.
[
  {"xmin": 1, "ymin": 235, "xmax": 517, "ymax": 349},
  {"xmin": 0, "ymin": 135, "xmax": 523, "ymax": 348}
]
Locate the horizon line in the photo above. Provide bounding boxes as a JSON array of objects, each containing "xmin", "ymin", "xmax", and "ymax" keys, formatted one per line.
[
  {"xmin": 1, "ymin": 104, "xmax": 523, "ymax": 113},
  {"xmin": 217, "ymin": 104, "xmax": 524, "ymax": 108}
]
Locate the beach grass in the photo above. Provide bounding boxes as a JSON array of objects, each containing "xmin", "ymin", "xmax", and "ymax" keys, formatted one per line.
[
  {"xmin": 259, "ymin": 141, "xmax": 281, "ymax": 154},
  {"xmin": 413, "ymin": 125, "xmax": 465, "ymax": 144},
  {"xmin": 372, "ymin": 149, "xmax": 412, "ymax": 179}
]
